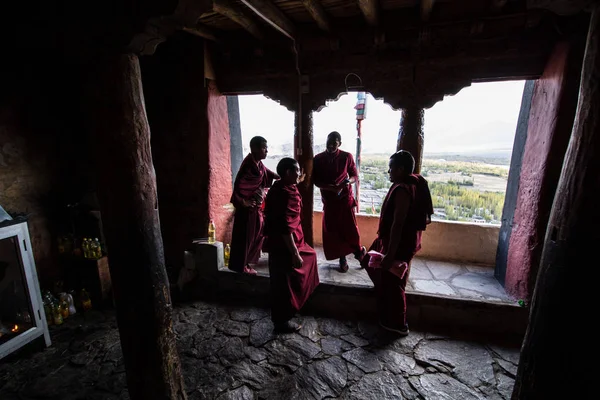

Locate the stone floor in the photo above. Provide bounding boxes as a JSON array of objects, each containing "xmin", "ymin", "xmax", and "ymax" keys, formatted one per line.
[
  {"xmin": 0, "ymin": 301, "xmax": 520, "ymax": 400},
  {"xmin": 251, "ymin": 247, "xmax": 514, "ymax": 303}
]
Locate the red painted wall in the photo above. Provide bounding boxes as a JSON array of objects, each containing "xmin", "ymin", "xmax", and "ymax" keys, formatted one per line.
[
  {"xmin": 207, "ymin": 81, "xmax": 234, "ymax": 245},
  {"xmin": 505, "ymin": 42, "xmax": 582, "ymax": 300}
]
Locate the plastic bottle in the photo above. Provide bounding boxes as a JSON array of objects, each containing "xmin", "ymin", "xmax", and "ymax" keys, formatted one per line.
[
  {"xmin": 82, "ymin": 238, "xmax": 90, "ymax": 258},
  {"xmin": 94, "ymin": 238, "xmax": 103, "ymax": 258},
  {"xmin": 90, "ymin": 239, "xmax": 100, "ymax": 259},
  {"xmin": 208, "ymin": 220, "xmax": 216, "ymax": 244},
  {"xmin": 81, "ymin": 288, "xmax": 92, "ymax": 311},
  {"xmin": 52, "ymin": 304, "xmax": 63, "ymax": 325}
]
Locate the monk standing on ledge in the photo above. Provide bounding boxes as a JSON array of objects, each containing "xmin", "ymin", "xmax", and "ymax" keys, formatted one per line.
[
  {"xmin": 230, "ymin": 136, "xmax": 279, "ymax": 275},
  {"xmin": 360, "ymin": 150, "xmax": 433, "ymax": 336},
  {"xmin": 264, "ymin": 157, "xmax": 319, "ymax": 333},
  {"xmin": 313, "ymin": 131, "xmax": 366, "ymax": 272}
]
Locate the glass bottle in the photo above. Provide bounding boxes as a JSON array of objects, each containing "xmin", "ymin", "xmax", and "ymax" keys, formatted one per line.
[
  {"xmin": 224, "ymin": 244, "xmax": 230, "ymax": 267},
  {"xmin": 208, "ymin": 220, "xmax": 216, "ymax": 244}
]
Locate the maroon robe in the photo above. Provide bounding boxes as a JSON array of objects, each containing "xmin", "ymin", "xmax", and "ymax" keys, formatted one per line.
[
  {"xmin": 360, "ymin": 174, "xmax": 431, "ymax": 327},
  {"xmin": 264, "ymin": 181, "xmax": 320, "ymax": 323},
  {"xmin": 229, "ymin": 154, "xmax": 277, "ymax": 272},
  {"xmin": 313, "ymin": 149, "xmax": 361, "ymax": 260}
]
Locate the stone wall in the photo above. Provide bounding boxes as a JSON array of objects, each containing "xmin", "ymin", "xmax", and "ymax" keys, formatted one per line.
[{"xmin": 313, "ymin": 212, "xmax": 500, "ymax": 266}]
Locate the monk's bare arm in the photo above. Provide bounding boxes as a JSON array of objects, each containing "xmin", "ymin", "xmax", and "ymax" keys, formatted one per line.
[{"xmin": 382, "ymin": 189, "xmax": 410, "ymax": 268}]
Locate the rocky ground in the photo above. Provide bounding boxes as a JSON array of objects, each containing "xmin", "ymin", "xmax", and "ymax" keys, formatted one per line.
[{"xmin": 0, "ymin": 300, "xmax": 520, "ymax": 399}]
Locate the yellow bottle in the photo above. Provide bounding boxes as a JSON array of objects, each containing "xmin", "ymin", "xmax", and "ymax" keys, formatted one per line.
[
  {"xmin": 94, "ymin": 238, "xmax": 102, "ymax": 258},
  {"xmin": 83, "ymin": 238, "xmax": 90, "ymax": 259},
  {"xmin": 208, "ymin": 220, "xmax": 216, "ymax": 244},
  {"xmin": 52, "ymin": 304, "xmax": 63, "ymax": 325},
  {"xmin": 81, "ymin": 288, "xmax": 92, "ymax": 311},
  {"xmin": 60, "ymin": 299, "xmax": 70, "ymax": 319},
  {"xmin": 224, "ymin": 244, "xmax": 230, "ymax": 267}
]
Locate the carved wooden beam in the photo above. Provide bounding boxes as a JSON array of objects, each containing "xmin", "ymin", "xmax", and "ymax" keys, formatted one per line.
[
  {"xmin": 214, "ymin": 0, "xmax": 264, "ymax": 39},
  {"xmin": 182, "ymin": 22, "xmax": 219, "ymax": 42},
  {"xmin": 421, "ymin": 0, "xmax": 435, "ymax": 22},
  {"xmin": 301, "ymin": 0, "xmax": 331, "ymax": 31},
  {"xmin": 358, "ymin": 0, "xmax": 379, "ymax": 27},
  {"xmin": 239, "ymin": 0, "xmax": 296, "ymax": 39}
]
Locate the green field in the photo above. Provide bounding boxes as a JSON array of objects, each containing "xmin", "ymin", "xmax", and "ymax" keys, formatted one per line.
[{"xmin": 358, "ymin": 155, "xmax": 508, "ymax": 224}]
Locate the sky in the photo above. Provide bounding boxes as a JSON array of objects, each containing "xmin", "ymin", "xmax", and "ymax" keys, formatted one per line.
[{"xmin": 238, "ymin": 80, "xmax": 526, "ymax": 156}]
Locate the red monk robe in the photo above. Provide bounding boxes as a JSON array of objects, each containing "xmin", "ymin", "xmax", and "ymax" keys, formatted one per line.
[
  {"xmin": 230, "ymin": 154, "xmax": 277, "ymax": 273},
  {"xmin": 313, "ymin": 149, "xmax": 362, "ymax": 260},
  {"xmin": 360, "ymin": 174, "xmax": 433, "ymax": 332},
  {"xmin": 264, "ymin": 180, "xmax": 319, "ymax": 325}
]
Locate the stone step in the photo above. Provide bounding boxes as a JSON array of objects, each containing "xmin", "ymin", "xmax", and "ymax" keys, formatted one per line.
[{"xmin": 184, "ymin": 266, "xmax": 528, "ymax": 346}]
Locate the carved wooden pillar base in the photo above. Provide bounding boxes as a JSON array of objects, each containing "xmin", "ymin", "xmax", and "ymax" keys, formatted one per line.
[
  {"xmin": 512, "ymin": 5, "xmax": 598, "ymax": 399},
  {"xmin": 88, "ymin": 54, "xmax": 187, "ymax": 400},
  {"xmin": 397, "ymin": 107, "xmax": 425, "ymax": 174},
  {"xmin": 295, "ymin": 94, "xmax": 314, "ymax": 246}
]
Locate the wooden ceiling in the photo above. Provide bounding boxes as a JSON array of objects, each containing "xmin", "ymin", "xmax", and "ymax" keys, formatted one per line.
[
  {"xmin": 189, "ymin": 0, "xmax": 535, "ymax": 41},
  {"xmin": 149, "ymin": 0, "xmax": 590, "ymax": 109}
]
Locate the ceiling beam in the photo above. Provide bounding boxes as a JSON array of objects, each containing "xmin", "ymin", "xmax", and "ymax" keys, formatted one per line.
[
  {"xmin": 358, "ymin": 0, "xmax": 379, "ymax": 27},
  {"xmin": 301, "ymin": 0, "xmax": 331, "ymax": 32},
  {"xmin": 491, "ymin": 0, "xmax": 508, "ymax": 12},
  {"xmin": 182, "ymin": 22, "xmax": 219, "ymax": 42},
  {"xmin": 214, "ymin": 0, "xmax": 264, "ymax": 39},
  {"xmin": 239, "ymin": 0, "xmax": 296, "ymax": 39},
  {"xmin": 421, "ymin": 0, "xmax": 435, "ymax": 22}
]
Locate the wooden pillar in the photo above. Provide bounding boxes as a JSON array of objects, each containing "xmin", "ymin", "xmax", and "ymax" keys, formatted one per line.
[
  {"xmin": 512, "ymin": 7, "xmax": 597, "ymax": 399},
  {"xmin": 295, "ymin": 94, "xmax": 314, "ymax": 246},
  {"xmin": 397, "ymin": 106, "xmax": 425, "ymax": 173},
  {"xmin": 88, "ymin": 54, "xmax": 187, "ymax": 400}
]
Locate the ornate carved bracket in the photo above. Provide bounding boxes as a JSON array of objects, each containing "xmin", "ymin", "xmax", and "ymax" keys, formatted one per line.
[{"xmin": 128, "ymin": 0, "xmax": 213, "ymax": 55}]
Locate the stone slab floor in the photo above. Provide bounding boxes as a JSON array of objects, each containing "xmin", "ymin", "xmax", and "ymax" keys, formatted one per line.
[
  {"xmin": 0, "ymin": 301, "xmax": 520, "ymax": 400},
  {"xmin": 252, "ymin": 247, "xmax": 514, "ymax": 304}
]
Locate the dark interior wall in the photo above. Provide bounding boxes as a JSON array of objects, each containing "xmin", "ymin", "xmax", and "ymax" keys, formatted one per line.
[
  {"xmin": 142, "ymin": 34, "xmax": 211, "ymax": 278},
  {"xmin": 0, "ymin": 53, "xmax": 92, "ymax": 285}
]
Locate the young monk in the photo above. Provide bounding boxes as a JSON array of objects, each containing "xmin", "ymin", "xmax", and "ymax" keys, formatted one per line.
[
  {"xmin": 264, "ymin": 157, "xmax": 319, "ymax": 333},
  {"xmin": 230, "ymin": 136, "xmax": 279, "ymax": 275},
  {"xmin": 313, "ymin": 131, "xmax": 366, "ymax": 272},
  {"xmin": 360, "ymin": 150, "xmax": 433, "ymax": 335}
]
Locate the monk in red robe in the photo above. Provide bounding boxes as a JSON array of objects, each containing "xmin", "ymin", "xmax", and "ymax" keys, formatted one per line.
[
  {"xmin": 313, "ymin": 132, "xmax": 365, "ymax": 272},
  {"xmin": 264, "ymin": 158, "xmax": 319, "ymax": 333},
  {"xmin": 360, "ymin": 150, "xmax": 433, "ymax": 336},
  {"xmin": 230, "ymin": 136, "xmax": 279, "ymax": 274}
]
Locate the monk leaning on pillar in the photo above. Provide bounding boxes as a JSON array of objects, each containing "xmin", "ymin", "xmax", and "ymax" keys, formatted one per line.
[
  {"xmin": 229, "ymin": 136, "xmax": 280, "ymax": 275},
  {"xmin": 360, "ymin": 150, "xmax": 433, "ymax": 335},
  {"xmin": 263, "ymin": 158, "xmax": 319, "ymax": 333},
  {"xmin": 313, "ymin": 131, "xmax": 366, "ymax": 272}
]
